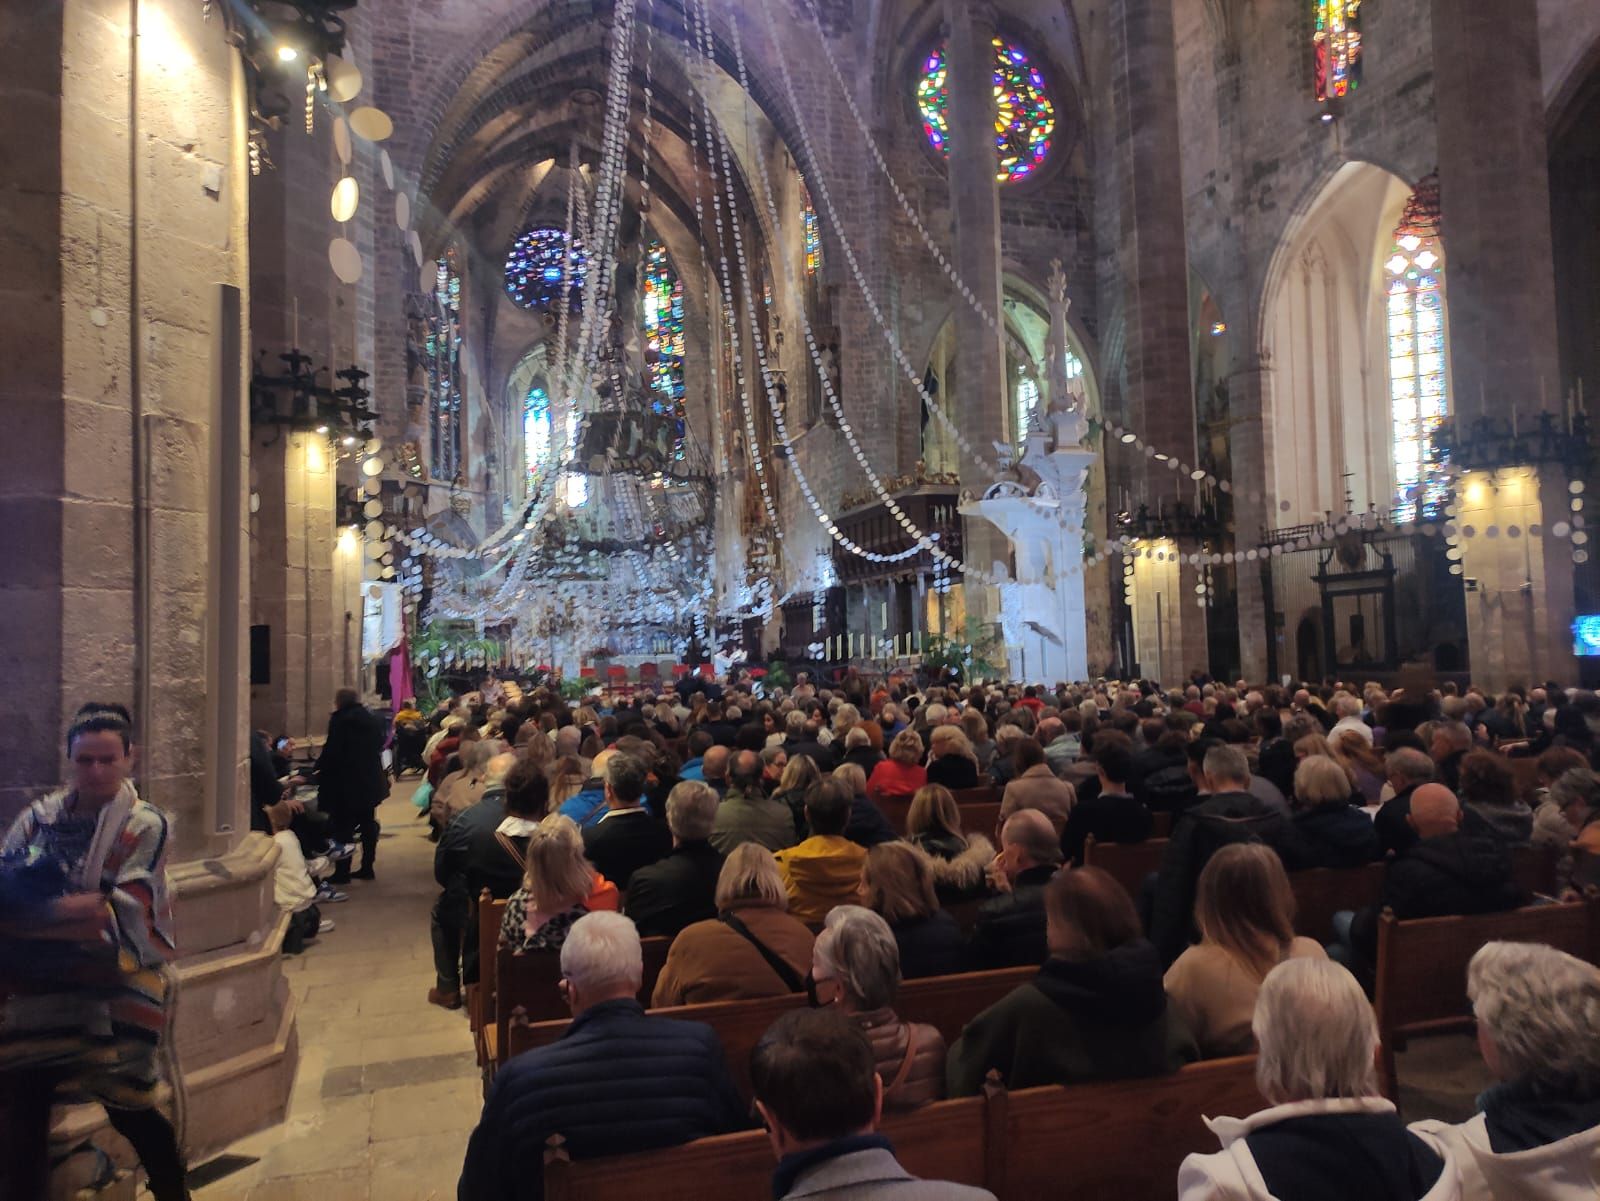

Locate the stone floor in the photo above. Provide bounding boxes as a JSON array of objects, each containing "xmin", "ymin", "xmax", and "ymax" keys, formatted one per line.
[
  {"xmin": 165, "ymin": 778, "xmax": 1490, "ymax": 1199},
  {"xmin": 188, "ymin": 781, "xmax": 481, "ymax": 1201}
]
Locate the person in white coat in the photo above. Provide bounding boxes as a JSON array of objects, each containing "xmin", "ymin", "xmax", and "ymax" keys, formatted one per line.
[
  {"xmin": 1177, "ymin": 957, "xmax": 1457, "ymax": 1201},
  {"xmin": 1410, "ymin": 941, "xmax": 1600, "ymax": 1201}
]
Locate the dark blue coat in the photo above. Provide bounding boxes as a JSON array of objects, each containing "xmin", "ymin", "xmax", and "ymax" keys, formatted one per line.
[{"xmin": 457, "ymin": 999, "xmax": 748, "ymax": 1201}]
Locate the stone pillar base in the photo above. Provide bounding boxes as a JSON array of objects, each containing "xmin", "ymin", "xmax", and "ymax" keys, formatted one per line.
[
  {"xmin": 49, "ymin": 835, "xmax": 298, "ymax": 1198},
  {"xmin": 1126, "ymin": 539, "xmax": 1209, "ymax": 681}
]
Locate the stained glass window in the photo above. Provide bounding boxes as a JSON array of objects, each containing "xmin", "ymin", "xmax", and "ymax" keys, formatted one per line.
[
  {"xmin": 1386, "ymin": 182, "xmax": 1448, "ymax": 524},
  {"xmin": 428, "ymin": 254, "xmax": 464, "ymax": 481},
  {"xmin": 525, "ymin": 384, "xmax": 551, "ymax": 491},
  {"xmin": 1314, "ymin": 1, "xmax": 1363, "ymax": 102},
  {"xmin": 1013, "ymin": 349, "xmax": 1084, "ymax": 439},
  {"xmin": 916, "ymin": 37, "xmax": 1057, "ymax": 184},
  {"xmin": 565, "ymin": 409, "xmax": 588, "ymax": 508},
  {"xmin": 504, "ymin": 227, "xmax": 587, "ymax": 311},
  {"xmin": 642, "ymin": 238, "xmax": 687, "ymax": 463},
  {"xmin": 802, "ymin": 184, "xmax": 821, "ymax": 276}
]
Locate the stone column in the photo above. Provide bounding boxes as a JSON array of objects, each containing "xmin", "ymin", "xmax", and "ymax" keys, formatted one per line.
[
  {"xmin": 943, "ymin": 0, "xmax": 1008, "ymax": 627},
  {"xmin": 0, "ymin": 0, "xmax": 294, "ymax": 1178},
  {"xmin": 1433, "ymin": 0, "xmax": 1575, "ymax": 685},
  {"xmin": 1108, "ymin": 0, "xmax": 1208, "ymax": 677}
]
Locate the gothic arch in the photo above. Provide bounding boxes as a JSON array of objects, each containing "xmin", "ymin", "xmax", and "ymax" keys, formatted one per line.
[{"xmin": 1258, "ymin": 160, "xmax": 1415, "ymax": 526}]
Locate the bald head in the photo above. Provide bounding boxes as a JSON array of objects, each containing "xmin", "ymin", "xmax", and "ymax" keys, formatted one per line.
[
  {"xmin": 485, "ymin": 752, "xmax": 518, "ymax": 786},
  {"xmin": 590, "ymin": 747, "xmax": 617, "ymax": 781},
  {"xmin": 730, "ymin": 749, "xmax": 763, "ymax": 791},
  {"xmin": 1000, "ymin": 809, "xmax": 1063, "ymax": 871},
  {"xmin": 701, "ymin": 744, "xmax": 730, "ymax": 783},
  {"xmin": 1409, "ymin": 783, "xmax": 1463, "ymax": 839}
]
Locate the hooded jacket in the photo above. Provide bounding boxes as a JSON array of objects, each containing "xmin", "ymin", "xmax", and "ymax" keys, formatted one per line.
[
  {"xmin": 774, "ymin": 834, "xmax": 869, "ymax": 925},
  {"xmin": 1349, "ymin": 830, "xmax": 1524, "ymax": 966},
  {"xmin": 1411, "ymin": 1079, "xmax": 1600, "ymax": 1201},
  {"xmin": 945, "ymin": 940, "xmax": 1196, "ymax": 1096},
  {"xmin": 1179, "ymin": 1097, "xmax": 1452, "ymax": 1201},
  {"xmin": 909, "ymin": 833, "xmax": 997, "ymax": 905}
]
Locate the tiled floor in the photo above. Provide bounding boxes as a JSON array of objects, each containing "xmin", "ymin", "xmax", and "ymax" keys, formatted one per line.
[
  {"xmin": 192, "ymin": 782, "xmax": 481, "ymax": 1201},
  {"xmin": 176, "ymin": 779, "xmax": 1490, "ymax": 1199}
]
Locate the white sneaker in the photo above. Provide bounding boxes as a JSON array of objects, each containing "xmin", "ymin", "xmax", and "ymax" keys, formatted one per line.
[{"xmin": 317, "ymin": 918, "xmax": 336, "ymax": 934}]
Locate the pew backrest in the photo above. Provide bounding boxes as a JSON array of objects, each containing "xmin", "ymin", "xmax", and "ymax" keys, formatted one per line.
[
  {"xmin": 542, "ymin": 1096, "xmax": 987, "ymax": 1201},
  {"xmin": 508, "ymin": 965, "xmax": 1036, "ymax": 1094},
  {"xmin": 989, "ymin": 1056, "xmax": 1264, "ymax": 1201},
  {"xmin": 1374, "ymin": 895, "xmax": 1600, "ymax": 1048},
  {"xmin": 1289, "ymin": 864, "xmax": 1384, "ymax": 943},
  {"xmin": 1084, "ymin": 836, "xmax": 1168, "ymax": 903},
  {"xmin": 539, "ymin": 1058, "xmax": 1261, "ymax": 1201}
]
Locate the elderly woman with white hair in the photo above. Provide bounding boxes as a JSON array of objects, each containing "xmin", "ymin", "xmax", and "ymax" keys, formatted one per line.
[
  {"xmin": 1178, "ymin": 957, "xmax": 1451, "ymax": 1201},
  {"xmin": 1410, "ymin": 941, "xmax": 1600, "ymax": 1200},
  {"xmin": 810, "ymin": 906, "xmax": 946, "ymax": 1111}
]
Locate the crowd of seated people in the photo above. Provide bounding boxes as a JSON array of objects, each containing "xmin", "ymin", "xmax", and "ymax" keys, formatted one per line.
[{"xmin": 389, "ymin": 669, "xmax": 1600, "ymax": 1198}]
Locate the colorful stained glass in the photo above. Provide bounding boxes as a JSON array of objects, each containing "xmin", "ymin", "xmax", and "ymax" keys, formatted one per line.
[
  {"xmin": 525, "ymin": 385, "xmax": 551, "ymax": 491},
  {"xmin": 1386, "ymin": 223, "xmax": 1450, "ymax": 523},
  {"xmin": 504, "ymin": 227, "xmax": 587, "ymax": 311},
  {"xmin": 916, "ymin": 37, "xmax": 1057, "ymax": 184},
  {"xmin": 428, "ymin": 254, "xmax": 464, "ymax": 481},
  {"xmin": 1314, "ymin": 0, "xmax": 1363, "ymax": 102},
  {"xmin": 642, "ymin": 238, "xmax": 687, "ymax": 463},
  {"xmin": 802, "ymin": 184, "xmax": 821, "ymax": 276}
]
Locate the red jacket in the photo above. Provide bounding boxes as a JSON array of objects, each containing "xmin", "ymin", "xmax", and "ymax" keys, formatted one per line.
[{"xmin": 867, "ymin": 759, "xmax": 928, "ymax": 803}]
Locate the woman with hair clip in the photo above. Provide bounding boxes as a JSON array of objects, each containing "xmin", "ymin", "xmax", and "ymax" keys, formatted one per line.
[{"xmin": 0, "ymin": 704, "xmax": 186, "ymax": 1201}]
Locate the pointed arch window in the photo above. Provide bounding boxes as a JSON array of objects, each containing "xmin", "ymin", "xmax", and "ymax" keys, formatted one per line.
[
  {"xmin": 1387, "ymin": 177, "xmax": 1449, "ymax": 523},
  {"xmin": 1314, "ymin": 1, "xmax": 1363, "ymax": 102},
  {"xmin": 642, "ymin": 238, "xmax": 687, "ymax": 463},
  {"xmin": 916, "ymin": 37, "xmax": 1057, "ymax": 184},
  {"xmin": 428, "ymin": 253, "xmax": 464, "ymax": 481},
  {"xmin": 524, "ymin": 384, "xmax": 552, "ymax": 490},
  {"xmin": 802, "ymin": 184, "xmax": 821, "ymax": 276},
  {"xmin": 1013, "ymin": 349, "xmax": 1084, "ymax": 440}
]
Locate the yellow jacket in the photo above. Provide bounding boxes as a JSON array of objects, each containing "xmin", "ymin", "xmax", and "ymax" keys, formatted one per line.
[{"xmin": 775, "ymin": 835, "xmax": 868, "ymax": 926}]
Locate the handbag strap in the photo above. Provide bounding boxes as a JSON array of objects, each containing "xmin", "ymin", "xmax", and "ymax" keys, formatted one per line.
[
  {"xmin": 494, "ymin": 831, "xmax": 526, "ymax": 872},
  {"xmin": 719, "ymin": 912, "xmax": 805, "ymax": 993},
  {"xmin": 883, "ymin": 1024, "xmax": 921, "ymax": 1099}
]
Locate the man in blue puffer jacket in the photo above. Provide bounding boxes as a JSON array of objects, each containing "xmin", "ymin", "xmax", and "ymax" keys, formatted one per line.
[{"xmin": 458, "ymin": 911, "xmax": 748, "ymax": 1201}]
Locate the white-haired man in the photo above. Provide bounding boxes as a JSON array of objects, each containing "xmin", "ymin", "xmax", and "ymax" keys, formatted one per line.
[
  {"xmin": 1178, "ymin": 958, "xmax": 1450, "ymax": 1200},
  {"xmin": 458, "ymin": 912, "xmax": 745, "ymax": 1201}
]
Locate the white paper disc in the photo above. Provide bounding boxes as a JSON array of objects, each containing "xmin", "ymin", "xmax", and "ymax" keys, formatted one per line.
[
  {"xmin": 326, "ymin": 55, "xmax": 363, "ymax": 103},
  {"xmin": 348, "ymin": 106, "xmax": 393, "ymax": 142},
  {"xmin": 395, "ymin": 191, "xmax": 411, "ymax": 230},
  {"xmin": 380, "ymin": 150, "xmax": 394, "ymax": 189},
  {"xmin": 329, "ymin": 237, "xmax": 362, "ymax": 283},
  {"xmin": 363, "ymin": 499, "xmax": 384, "ymax": 518},
  {"xmin": 331, "ymin": 176, "xmax": 359, "ymax": 223}
]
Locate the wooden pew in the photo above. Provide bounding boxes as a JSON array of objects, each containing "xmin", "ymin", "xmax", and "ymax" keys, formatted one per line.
[
  {"xmin": 506, "ymin": 965, "xmax": 1035, "ymax": 1091},
  {"xmin": 543, "ymin": 1095, "xmax": 987, "ymax": 1201},
  {"xmin": 1373, "ymin": 894, "xmax": 1600, "ymax": 1099},
  {"xmin": 1084, "ymin": 836, "xmax": 1168, "ymax": 902},
  {"xmin": 1288, "ymin": 864, "xmax": 1384, "ymax": 944},
  {"xmin": 1150, "ymin": 811, "xmax": 1174, "ymax": 839},
  {"xmin": 541, "ymin": 1058, "xmax": 1263, "ymax": 1201},
  {"xmin": 491, "ymin": 933, "xmax": 673, "ymax": 1074},
  {"xmin": 471, "ymin": 892, "xmax": 507, "ymax": 1067},
  {"xmin": 876, "ymin": 795, "xmax": 1002, "ymax": 840},
  {"xmin": 952, "ymin": 786, "xmax": 1004, "ymax": 806},
  {"xmin": 989, "ymin": 1056, "xmax": 1264, "ymax": 1201}
]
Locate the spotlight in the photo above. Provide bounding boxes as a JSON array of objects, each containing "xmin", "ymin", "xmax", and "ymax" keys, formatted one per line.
[
  {"xmin": 1320, "ymin": 112, "xmax": 1335, "ymax": 124},
  {"xmin": 315, "ymin": 424, "xmax": 329, "ymax": 434},
  {"xmin": 342, "ymin": 436, "xmax": 356, "ymax": 446},
  {"xmin": 277, "ymin": 44, "xmax": 299, "ymax": 63}
]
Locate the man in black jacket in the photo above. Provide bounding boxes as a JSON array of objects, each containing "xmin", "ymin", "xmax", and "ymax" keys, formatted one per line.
[
  {"xmin": 429, "ymin": 752, "xmax": 531, "ymax": 1009},
  {"xmin": 624, "ymin": 781, "xmax": 724, "ymax": 938},
  {"xmin": 1148, "ymin": 745, "xmax": 1306, "ymax": 965},
  {"xmin": 1347, "ymin": 784, "xmax": 1524, "ymax": 970},
  {"xmin": 969, "ymin": 810, "xmax": 1061, "ymax": 968},
  {"xmin": 458, "ymin": 913, "xmax": 746, "ymax": 1201},
  {"xmin": 581, "ymin": 752, "xmax": 671, "ymax": 891},
  {"xmin": 316, "ymin": 688, "xmax": 387, "ymax": 883}
]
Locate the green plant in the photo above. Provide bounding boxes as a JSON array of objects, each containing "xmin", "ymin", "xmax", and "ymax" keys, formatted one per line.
[
  {"xmin": 559, "ymin": 677, "xmax": 588, "ymax": 702},
  {"xmin": 764, "ymin": 658, "xmax": 793, "ymax": 691},
  {"xmin": 922, "ymin": 617, "xmax": 1004, "ymax": 682}
]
